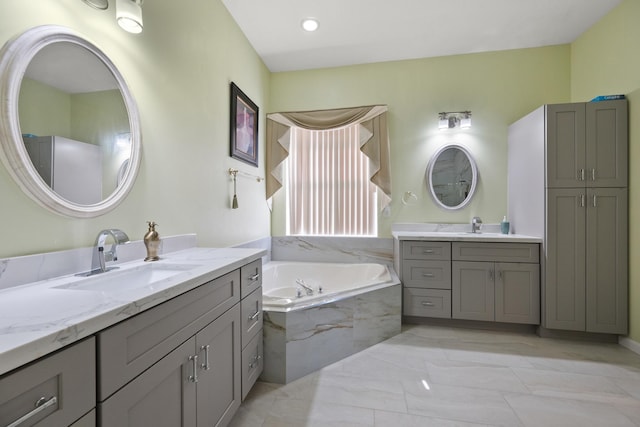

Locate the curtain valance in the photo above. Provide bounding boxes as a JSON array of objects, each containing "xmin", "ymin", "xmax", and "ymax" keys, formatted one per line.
[{"xmin": 266, "ymin": 105, "xmax": 391, "ymax": 210}]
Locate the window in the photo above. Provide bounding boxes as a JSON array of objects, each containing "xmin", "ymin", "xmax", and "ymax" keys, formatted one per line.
[{"xmin": 285, "ymin": 124, "xmax": 377, "ymax": 236}]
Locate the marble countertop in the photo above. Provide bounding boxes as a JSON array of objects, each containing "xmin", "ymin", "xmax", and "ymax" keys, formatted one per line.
[
  {"xmin": 392, "ymin": 231, "xmax": 542, "ymax": 243},
  {"xmin": 0, "ymin": 246, "xmax": 266, "ymax": 377}
]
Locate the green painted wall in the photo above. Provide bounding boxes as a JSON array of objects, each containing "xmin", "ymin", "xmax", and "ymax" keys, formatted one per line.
[
  {"xmin": 571, "ymin": 0, "xmax": 640, "ymax": 342},
  {"xmin": 0, "ymin": 0, "xmax": 271, "ymax": 258},
  {"xmin": 269, "ymin": 46, "xmax": 571, "ymax": 237}
]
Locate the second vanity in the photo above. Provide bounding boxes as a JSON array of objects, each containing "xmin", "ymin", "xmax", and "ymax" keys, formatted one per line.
[
  {"xmin": 0, "ymin": 242, "xmax": 265, "ymax": 427},
  {"xmin": 393, "ymin": 224, "xmax": 542, "ymax": 326}
]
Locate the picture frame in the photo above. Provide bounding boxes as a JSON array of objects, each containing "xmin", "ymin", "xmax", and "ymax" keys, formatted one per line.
[{"xmin": 229, "ymin": 82, "xmax": 259, "ymax": 167}]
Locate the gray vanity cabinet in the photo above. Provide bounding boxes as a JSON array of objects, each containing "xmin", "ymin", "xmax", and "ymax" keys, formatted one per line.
[
  {"xmin": 0, "ymin": 337, "xmax": 96, "ymax": 427},
  {"xmin": 400, "ymin": 241, "xmax": 452, "ymax": 318},
  {"xmin": 546, "ymin": 187, "xmax": 628, "ymax": 333},
  {"xmin": 509, "ymin": 99, "xmax": 628, "ymax": 335},
  {"xmin": 451, "ymin": 242, "xmax": 540, "ymax": 324},
  {"xmin": 97, "ymin": 268, "xmax": 248, "ymax": 427}
]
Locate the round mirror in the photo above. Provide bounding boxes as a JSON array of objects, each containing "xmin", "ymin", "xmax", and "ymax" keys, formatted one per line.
[
  {"xmin": 0, "ymin": 25, "xmax": 141, "ymax": 218},
  {"xmin": 426, "ymin": 144, "xmax": 477, "ymax": 210}
]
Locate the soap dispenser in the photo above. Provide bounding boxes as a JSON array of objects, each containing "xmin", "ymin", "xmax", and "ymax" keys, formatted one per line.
[
  {"xmin": 143, "ymin": 221, "xmax": 160, "ymax": 261},
  {"xmin": 500, "ymin": 216, "xmax": 510, "ymax": 235}
]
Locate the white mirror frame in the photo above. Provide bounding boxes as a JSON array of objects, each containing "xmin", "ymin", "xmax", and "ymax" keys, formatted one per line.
[
  {"xmin": 0, "ymin": 25, "xmax": 141, "ymax": 218},
  {"xmin": 426, "ymin": 144, "xmax": 478, "ymax": 211}
]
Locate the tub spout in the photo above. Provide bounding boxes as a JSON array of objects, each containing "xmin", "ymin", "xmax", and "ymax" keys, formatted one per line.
[{"xmin": 296, "ymin": 278, "xmax": 314, "ymax": 296}]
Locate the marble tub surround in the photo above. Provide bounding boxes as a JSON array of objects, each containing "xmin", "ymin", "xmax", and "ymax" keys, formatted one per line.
[
  {"xmin": 0, "ymin": 234, "xmax": 197, "ymax": 291},
  {"xmin": 0, "ymin": 245, "xmax": 266, "ymax": 376},
  {"xmin": 271, "ymin": 236, "xmax": 394, "ymax": 266},
  {"xmin": 392, "ymin": 222, "xmax": 541, "ymax": 243},
  {"xmin": 261, "ymin": 283, "xmax": 402, "ymax": 384}
]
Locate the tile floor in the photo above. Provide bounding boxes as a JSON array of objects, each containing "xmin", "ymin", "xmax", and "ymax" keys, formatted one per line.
[{"xmin": 229, "ymin": 324, "xmax": 640, "ymax": 427}]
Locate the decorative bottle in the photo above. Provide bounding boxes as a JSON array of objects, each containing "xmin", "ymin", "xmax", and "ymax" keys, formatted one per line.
[
  {"xmin": 143, "ymin": 221, "xmax": 160, "ymax": 261},
  {"xmin": 500, "ymin": 216, "xmax": 510, "ymax": 235}
]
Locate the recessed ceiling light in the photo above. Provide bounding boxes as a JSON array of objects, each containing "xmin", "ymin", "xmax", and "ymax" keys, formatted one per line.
[{"xmin": 301, "ymin": 18, "xmax": 319, "ymax": 32}]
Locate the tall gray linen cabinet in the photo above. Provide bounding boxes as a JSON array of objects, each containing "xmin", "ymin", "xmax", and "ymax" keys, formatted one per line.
[{"xmin": 508, "ymin": 99, "xmax": 628, "ymax": 335}]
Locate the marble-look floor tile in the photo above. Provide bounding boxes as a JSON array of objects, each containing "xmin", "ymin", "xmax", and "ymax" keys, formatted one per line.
[
  {"xmin": 374, "ymin": 410, "xmax": 491, "ymax": 427},
  {"xmin": 262, "ymin": 399, "xmax": 375, "ymax": 427},
  {"xmin": 425, "ymin": 360, "xmax": 530, "ymax": 393},
  {"xmin": 403, "ymin": 381, "xmax": 524, "ymax": 426},
  {"xmin": 504, "ymin": 393, "xmax": 637, "ymax": 427},
  {"xmin": 512, "ymin": 367, "xmax": 636, "ymax": 404}
]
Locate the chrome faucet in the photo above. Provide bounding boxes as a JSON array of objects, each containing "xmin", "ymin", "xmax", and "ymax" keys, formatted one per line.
[
  {"xmin": 296, "ymin": 278, "xmax": 314, "ymax": 296},
  {"xmin": 90, "ymin": 229, "xmax": 130, "ymax": 274},
  {"xmin": 471, "ymin": 216, "xmax": 483, "ymax": 233}
]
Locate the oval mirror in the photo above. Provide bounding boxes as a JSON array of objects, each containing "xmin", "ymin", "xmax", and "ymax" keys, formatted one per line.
[
  {"xmin": 0, "ymin": 25, "xmax": 141, "ymax": 218},
  {"xmin": 426, "ymin": 144, "xmax": 478, "ymax": 210}
]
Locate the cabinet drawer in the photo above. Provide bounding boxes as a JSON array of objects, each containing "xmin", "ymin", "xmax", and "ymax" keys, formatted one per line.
[
  {"xmin": 402, "ymin": 241, "xmax": 451, "ymax": 260},
  {"xmin": 0, "ymin": 338, "xmax": 95, "ymax": 427},
  {"xmin": 402, "ymin": 260, "xmax": 451, "ymax": 289},
  {"xmin": 241, "ymin": 286, "xmax": 263, "ymax": 347},
  {"xmin": 452, "ymin": 242, "xmax": 539, "ymax": 263},
  {"xmin": 241, "ymin": 259, "xmax": 262, "ymax": 299},
  {"xmin": 241, "ymin": 330, "xmax": 263, "ymax": 400},
  {"xmin": 97, "ymin": 269, "xmax": 240, "ymax": 401},
  {"xmin": 403, "ymin": 288, "xmax": 451, "ymax": 318}
]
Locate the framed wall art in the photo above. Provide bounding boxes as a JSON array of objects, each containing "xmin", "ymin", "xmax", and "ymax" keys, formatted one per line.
[{"xmin": 229, "ymin": 82, "xmax": 259, "ymax": 167}]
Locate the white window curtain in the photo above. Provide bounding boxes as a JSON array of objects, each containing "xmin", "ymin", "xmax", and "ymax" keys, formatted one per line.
[{"xmin": 286, "ymin": 125, "xmax": 377, "ymax": 236}]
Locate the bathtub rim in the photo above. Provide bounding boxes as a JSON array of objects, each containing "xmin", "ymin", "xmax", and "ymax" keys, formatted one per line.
[{"xmin": 261, "ymin": 260, "xmax": 400, "ymax": 313}]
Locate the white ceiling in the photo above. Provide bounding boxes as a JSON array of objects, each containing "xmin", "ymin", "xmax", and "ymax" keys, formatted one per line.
[{"xmin": 221, "ymin": 0, "xmax": 622, "ymax": 72}]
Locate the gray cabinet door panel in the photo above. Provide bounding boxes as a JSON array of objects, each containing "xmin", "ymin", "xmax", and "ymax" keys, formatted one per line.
[
  {"xmin": 98, "ymin": 270, "xmax": 240, "ymax": 400},
  {"xmin": 545, "ymin": 189, "xmax": 586, "ymax": 331},
  {"xmin": 403, "ymin": 288, "xmax": 451, "ymax": 318},
  {"xmin": 452, "ymin": 261, "xmax": 494, "ymax": 321},
  {"xmin": 402, "ymin": 241, "xmax": 451, "ymax": 260},
  {"xmin": 546, "ymin": 103, "xmax": 586, "ymax": 188},
  {"xmin": 586, "ymin": 188, "xmax": 628, "ymax": 334},
  {"xmin": 586, "ymin": 100, "xmax": 628, "ymax": 188},
  {"xmin": 0, "ymin": 337, "xmax": 95, "ymax": 427},
  {"xmin": 495, "ymin": 263, "xmax": 540, "ymax": 324},
  {"xmin": 196, "ymin": 304, "xmax": 241, "ymax": 427},
  {"xmin": 241, "ymin": 286, "xmax": 263, "ymax": 348},
  {"xmin": 241, "ymin": 259, "xmax": 263, "ymax": 298},
  {"xmin": 99, "ymin": 337, "xmax": 197, "ymax": 427},
  {"xmin": 402, "ymin": 260, "xmax": 451, "ymax": 289},
  {"xmin": 452, "ymin": 242, "xmax": 539, "ymax": 263}
]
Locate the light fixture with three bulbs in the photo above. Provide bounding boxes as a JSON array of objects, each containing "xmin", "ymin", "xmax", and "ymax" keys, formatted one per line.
[{"xmin": 438, "ymin": 111, "xmax": 472, "ymax": 130}]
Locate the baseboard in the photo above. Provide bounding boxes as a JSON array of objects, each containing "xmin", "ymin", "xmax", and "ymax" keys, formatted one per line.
[{"xmin": 619, "ymin": 336, "xmax": 640, "ymax": 356}]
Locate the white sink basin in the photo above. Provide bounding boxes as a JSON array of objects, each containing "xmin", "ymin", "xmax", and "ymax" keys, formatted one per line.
[{"xmin": 54, "ymin": 263, "xmax": 200, "ymax": 293}]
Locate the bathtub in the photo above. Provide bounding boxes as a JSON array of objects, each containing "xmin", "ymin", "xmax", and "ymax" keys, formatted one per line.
[
  {"xmin": 260, "ymin": 261, "xmax": 401, "ymax": 384},
  {"xmin": 262, "ymin": 261, "xmax": 394, "ymax": 312}
]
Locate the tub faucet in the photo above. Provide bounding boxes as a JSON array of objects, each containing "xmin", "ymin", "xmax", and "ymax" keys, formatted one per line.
[
  {"xmin": 90, "ymin": 229, "xmax": 130, "ymax": 274},
  {"xmin": 296, "ymin": 278, "xmax": 314, "ymax": 296},
  {"xmin": 471, "ymin": 216, "xmax": 483, "ymax": 233}
]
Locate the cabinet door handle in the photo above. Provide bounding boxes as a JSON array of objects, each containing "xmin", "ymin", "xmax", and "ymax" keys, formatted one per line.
[
  {"xmin": 7, "ymin": 396, "xmax": 57, "ymax": 427},
  {"xmin": 421, "ymin": 301, "xmax": 435, "ymax": 307},
  {"xmin": 578, "ymin": 169, "xmax": 585, "ymax": 181},
  {"xmin": 498, "ymin": 270, "xmax": 503, "ymax": 281},
  {"xmin": 249, "ymin": 354, "xmax": 262, "ymax": 369},
  {"xmin": 593, "ymin": 195, "xmax": 597, "ymax": 207},
  {"xmin": 489, "ymin": 269, "xmax": 494, "ymax": 281},
  {"xmin": 249, "ymin": 310, "xmax": 260, "ymax": 321},
  {"xmin": 249, "ymin": 273, "xmax": 260, "ymax": 282},
  {"xmin": 591, "ymin": 169, "xmax": 596, "ymax": 181},
  {"xmin": 188, "ymin": 355, "xmax": 199, "ymax": 383},
  {"xmin": 580, "ymin": 194, "xmax": 585, "ymax": 207},
  {"xmin": 200, "ymin": 345, "xmax": 210, "ymax": 371}
]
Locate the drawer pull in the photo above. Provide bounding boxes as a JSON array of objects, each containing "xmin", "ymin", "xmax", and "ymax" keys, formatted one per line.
[
  {"xmin": 422, "ymin": 273, "xmax": 435, "ymax": 278},
  {"xmin": 422, "ymin": 249, "xmax": 434, "ymax": 254},
  {"xmin": 421, "ymin": 301, "xmax": 435, "ymax": 307},
  {"xmin": 188, "ymin": 355, "xmax": 199, "ymax": 383},
  {"xmin": 248, "ymin": 310, "xmax": 260, "ymax": 321},
  {"xmin": 249, "ymin": 273, "xmax": 260, "ymax": 282},
  {"xmin": 248, "ymin": 354, "xmax": 262, "ymax": 369},
  {"xmin": 7, "ymin": 396, "xmax": 57, "ymax": 427},
  {"xmin": 200, "ymin": 345, "xmax": 211, "ymax": 371}
]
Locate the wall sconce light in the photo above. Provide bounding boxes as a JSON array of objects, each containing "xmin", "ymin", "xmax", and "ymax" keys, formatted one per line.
[
  {"xmin": 117, "ymin": 0, "xmax": 144, "ymax": 34},
  {"xmin": 438, "ymin": 111, "xmax": 472, "ymax": 130}
]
